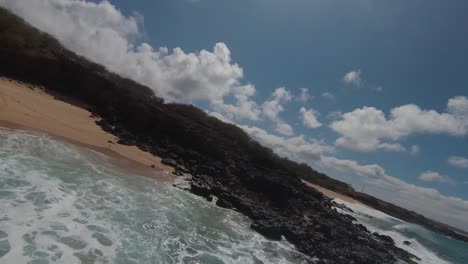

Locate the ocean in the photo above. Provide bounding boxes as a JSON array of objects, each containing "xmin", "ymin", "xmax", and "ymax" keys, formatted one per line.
[
  {"xmin": 334, "ymin": 200, "xmax": 468, "ymax": 264},
  {"xmin": 0, "ymin": 128, "xmax": 466, "ymax": 264}
]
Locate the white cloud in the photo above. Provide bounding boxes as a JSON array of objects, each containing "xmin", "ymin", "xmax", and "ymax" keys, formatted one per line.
[
  {"xmin": 343, "ymin": 70, "xmax": 362, "ymax": 86},
  {"xmin": 448, "ymin": 96, "xmax": 468, "ymax": 116},
  {"xmin": 376, "ymin": 143, "xmax": 407, "ymax": 152},
  {"xmin": 418, "ymin": 171, "xmax": 451, "ymax": 183},
  {"xmin": 321, "ymin": 156, "xmax": 386, "ymax": 180},
  {"xmin": 211, "ymin": 85, "xmax": 261, "ymax": 121},
  {"xmin": 331, "ymin": 97, "xmax": 468, "ymax": 152},
  {"xmin": 321, "ymin": 92, "xmax": 336, "ymax": 101},
  {"xmin": 240, "ymin": 125, "xmax": 334, "ymax": 162},
  {"xmin": 275, "ymin": 122, "xmax": 294, "ymax": 136},
  {"xmin": 208, "ymin": 111, "xmax": 234, "ymax": 124},
  {"xmin": 297, "ymin": 88, "xmax": 312, "ymax": 103},
  {"xmin": 326, "ymin": 111, "xmax": 343, "ymax": 120},
  {"xmin": 372, "ymin": 86, "xmax": 384, "ymax": 92},
  {"xmin": 448, "ymin": 156, "xmax": 468, "ymax": 169},
  {"xmin": 262, "ymin": 87, "xmax": 292, "ymax": 120},
  {"xmin": 0, "ymin": 0, "xmax": 263, "ymax": 122},
  {"xmin": 410, "ymin": 145, "xmax": 420, "ymax": 155},
  {"xmin": 299, "ymin": 107, "xmax": 322, "ymax": 129},
  {"xmin": 262, "ymin": 87, "xmax": 294, "ymax": 136}
]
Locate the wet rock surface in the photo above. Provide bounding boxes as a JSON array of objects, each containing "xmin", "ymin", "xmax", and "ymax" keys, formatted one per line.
[
  {"xmin": 83, "ymin": 120, "xmax": 418, "ymax": 263},
  {"xmin": 1, "ymin": 7, "xmax": 459, "ymax": 263}
]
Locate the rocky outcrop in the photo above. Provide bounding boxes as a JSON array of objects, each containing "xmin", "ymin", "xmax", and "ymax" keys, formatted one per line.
[{"xmin": 1, "ymin": 7, "xmax": 464, "ymax": 263}]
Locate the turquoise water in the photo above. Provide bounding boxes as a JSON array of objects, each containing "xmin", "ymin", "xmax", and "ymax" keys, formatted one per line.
[
  {"xmin": 335, "ymin": 199, "xmax": 468, "ymax": 264},
  {"xmin": 0, "ymin": 129, "xmax": 310, "ymax": 264}
]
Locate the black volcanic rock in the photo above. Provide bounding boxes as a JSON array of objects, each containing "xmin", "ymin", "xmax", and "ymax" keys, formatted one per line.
[{"xmin": 3, "ymin": 6, "xmax": 465, "ymax": 263}]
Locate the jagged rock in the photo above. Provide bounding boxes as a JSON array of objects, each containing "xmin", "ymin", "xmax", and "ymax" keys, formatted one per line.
[
  {"xmin": 373, "ymin": 232, "xmax": 395, "ymax": 244},
  {"xmin": 161, "ymin": 158, "xmax": 177, "ymax": 167},
  {"xmin": 176, "ymin": 165, "xmax": 190, "ymax": 174},
  {"xmin": 251, "ymin": 221, "xmax": 282, "ymax": 241},
  {"xmin": 0, "ymin": 9, "xmax": 426, "ymax": 262},
  {"xmin": 172, "ymin": 170, "xmax": 183, "ymax": 176}
]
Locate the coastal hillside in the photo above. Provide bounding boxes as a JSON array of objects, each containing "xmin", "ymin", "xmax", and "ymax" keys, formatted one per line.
[{"xmin": 0, "ymin": 6, "xmax": 465, "ymax": 263}]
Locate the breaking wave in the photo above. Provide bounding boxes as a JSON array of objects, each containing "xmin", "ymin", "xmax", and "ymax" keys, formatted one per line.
[
  {"xmin": 0, "ymin": 128, "xmax": 310, "ymax": 263},
  {"xmin": 334, "ymin": 199, "xmax": 468, "ymax": 264}
]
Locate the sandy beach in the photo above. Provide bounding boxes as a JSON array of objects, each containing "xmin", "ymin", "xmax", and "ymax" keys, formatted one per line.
[
  {"xmin": 0, "ymin": 77, "xmax": 175, "ymax": 179},
  {"xmin": 301, "ymin": 180, "xmax": 365, "ymax": 205}
]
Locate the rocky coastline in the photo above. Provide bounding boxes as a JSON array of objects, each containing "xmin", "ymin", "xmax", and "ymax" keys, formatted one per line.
[
  {"xmin": 95, "ymin": 118, "xmax": 418, "ymax": 263},
  {"xmin": 1, "ymin": 7, "xmax": 465, "ymax": 263}
]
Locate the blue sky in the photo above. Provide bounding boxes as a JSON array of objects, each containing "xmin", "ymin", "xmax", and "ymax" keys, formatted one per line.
[
  {"xmin": 112, "ymin": 0, "xmax": 468, "ymax": 194},
  {"xmin": 2, "ymin": 0, "xmax": 467, "ymax": 230}
]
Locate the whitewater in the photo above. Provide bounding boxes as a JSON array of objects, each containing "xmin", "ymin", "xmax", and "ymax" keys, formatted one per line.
[
  {"xmin": 0, "ymin": 128, "xmax": 466, "ymax": 263},
  {"xmin": 333, "ymin": 200, "xmax": 468, "ymax": 264},
  {"xmin": 0, "ymin": 128, "xmax": 309, "ymax": 263}
]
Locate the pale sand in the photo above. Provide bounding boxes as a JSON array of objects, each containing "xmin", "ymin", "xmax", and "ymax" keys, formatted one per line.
[
  {"xmin": 0, "ymin": 77, "xmax": 177, "ymax": 179},
  {"xmin": 302, "ymin": 179, "xmax": 366, "ymax": 205}
]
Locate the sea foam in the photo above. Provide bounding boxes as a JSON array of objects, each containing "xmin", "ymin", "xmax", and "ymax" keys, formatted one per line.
[
  {"xmin": 333, "ymin": 198, "xmax": 455, "ymax": 264},
  {"xmin": 0, "ymin": 128, "xmax": 311, "ymax": 264}
]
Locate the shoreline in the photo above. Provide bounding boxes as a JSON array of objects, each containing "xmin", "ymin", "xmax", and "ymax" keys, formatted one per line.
[
  {"xmin": 1, "ymin": 76, "xmax": 367, "ymax": 202},
  {"xmin": 301, "ymin": 180, "xmax": 367, "ymax": 205},
  {"xmin": 0, "ymin": 77, "xmax": 175, "ymax": 180}
]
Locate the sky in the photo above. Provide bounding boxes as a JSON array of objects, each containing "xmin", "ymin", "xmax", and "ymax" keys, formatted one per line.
[{"xmin": 1, "ymin": 0, "xmax": 467, "ymax": 231}]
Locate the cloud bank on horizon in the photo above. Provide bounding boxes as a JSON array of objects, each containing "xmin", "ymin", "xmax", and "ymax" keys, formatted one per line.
[{"xmin": 2, "ymin": 0, "xmax": 468, "ymax": 231}]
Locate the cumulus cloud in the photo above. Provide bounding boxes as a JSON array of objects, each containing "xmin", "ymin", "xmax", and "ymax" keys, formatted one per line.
[
  {"xmin": 211, "ymin": 85, "xmax": 261, "ymax": 121},
  {"xmin": 262, "ymin": 87, "xmax": 294, "ymax": 136},
  {"xmin": 208, "ymin": 111, "xmax": 234, "ymax": 124},
  {"xmin": 418, "ymin": 171, "xmax": 451, "ymax": 183},
  {"xmin": 299, "ymin": 107, "xmax": 322, "ymax": 128},
  {"xmin": 448, "ymin": 96, "xmax": 468, "ymax": 116},
  {"xmin": 321, "ymin": 92, "xmax": 336, "ymax": 101},
  {"xmin": 343, "ymin": 70, "xmax": 362, "ymax": 86},
  {"xmin": 331, "ymin": 97, "xmax": 468, "ymax": 152},
  {"xmin": 321, "ymin": 156, "xmax": 386, "ymax": 179},
  {"xmin": 262, "ymin": 87, "xmax": 292, "ymax": 120},
  {"xmin": 240, "ymin": 125, "xmax": 334, "ymax": 162},
  {"xmin": 297, "ymin": 88, "xmax": 312, "ymax": 103},
  {"xmin": 274, "ymin": 123, "xmax": 293, "ymax": 136},
  {"xmin": 448, "ymin": 156, "xmax": 468, "ymax": 169},
  {"xmin": 0, "ymin": 0, "xmax": 264, "ymax": 121}
]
